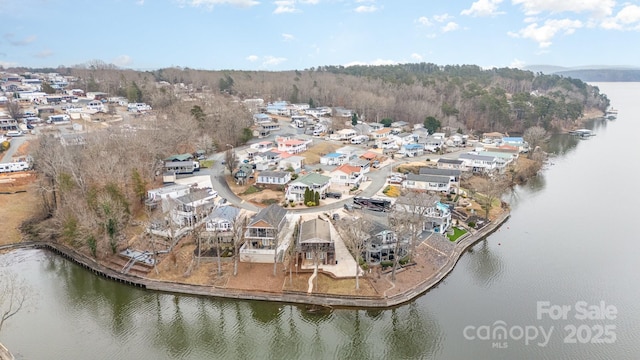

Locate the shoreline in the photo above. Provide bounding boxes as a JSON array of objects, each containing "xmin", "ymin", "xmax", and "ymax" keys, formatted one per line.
[{"xmin": 0, "ymin": 210, "xmax": 509, "ymax": 309}]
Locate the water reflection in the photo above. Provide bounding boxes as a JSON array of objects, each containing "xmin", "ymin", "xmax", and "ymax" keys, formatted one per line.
[
  {"xmin": 383, "ymin": 303, "xmax": 443, "ymax": 359},
  {"xmin": 333, "ymin": 310, "xmax": 375, "ymax": 359},
  {"xmin": 466, "ymin": 240, "xmax": 504, "ymax": 287}
]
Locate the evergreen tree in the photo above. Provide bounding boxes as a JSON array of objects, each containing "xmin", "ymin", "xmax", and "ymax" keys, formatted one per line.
[{"xmin": 314, "ymin": 191, "xmax": 320, "ymax": 206}]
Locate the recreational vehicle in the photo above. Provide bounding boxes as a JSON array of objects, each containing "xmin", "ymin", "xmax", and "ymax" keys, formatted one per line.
[
  {"xmin": 350, "ymin": 135, "xmax": 368, "ymax": 145},
  {"xmin": 47, "ymin": 114, "xmax": 71, "ymax": 124}
]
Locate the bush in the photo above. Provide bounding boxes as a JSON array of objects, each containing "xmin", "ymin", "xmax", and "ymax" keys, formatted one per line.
[
  {"xmin": 306, "ymin": 201, "xmax": 316, "ymax": 207},
  {"xmin": 468, "ymin": 221, "xmax": 476, "ymax": 228},
  {"xmin": 399, "ymin": 256, "xmax": 411, "ymax": 266},
  {"xmin": 283, "ymin": 202, "xmax": 289, "ymax": 208},
  {"xmin": 291, "ymin": 203, "xmax": 296, "ymax": 208},
  {"xmin": 380, "ymin": 260, "xmax": 394, "ymax": 269}
]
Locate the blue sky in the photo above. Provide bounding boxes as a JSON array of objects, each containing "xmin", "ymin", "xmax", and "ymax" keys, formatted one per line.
[{"xmin": 1, "ymin": 0, "xmax": 640, "ymax": 71}]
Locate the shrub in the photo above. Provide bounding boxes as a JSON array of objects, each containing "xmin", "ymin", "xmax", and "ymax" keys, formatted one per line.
[
  {"xmin": 87, "ymin": 236, "xmax": 97, "ymax": 258},
  {"xmin": 380, "ymin": 260, "xmax": 394, "ymax": 269},
  {"xmin": 306, "ymin": 201, "xmax": 316, "ymax": 207},
  {"xmin": 283, "ymin": 202, "xmax": 289, "ymax": 208},
  {"xmin": 468, "ymin": 221, "xmax": 476, "ymax": 228},
  {"xmin": 291, "ymin": 203, "xmax": 296, "ymax": 208},
  {"xmin": 399, "ymin": 256, "xmax": 411, "ymax": 265}
]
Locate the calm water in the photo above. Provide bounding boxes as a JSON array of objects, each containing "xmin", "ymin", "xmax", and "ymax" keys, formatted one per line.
[{"xmin": 2, "ymin": 83, "xmax": 639, "ymax": 359}]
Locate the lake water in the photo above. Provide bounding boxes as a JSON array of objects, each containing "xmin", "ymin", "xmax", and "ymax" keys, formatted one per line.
[{"xmin": 1, "ymin": 82, "xmax": 639, "ymax": 359}]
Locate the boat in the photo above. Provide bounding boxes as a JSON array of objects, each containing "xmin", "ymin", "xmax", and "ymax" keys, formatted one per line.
[{"xmin": 568, "ymin": 129, "xmax": 594, "ymax": 139}]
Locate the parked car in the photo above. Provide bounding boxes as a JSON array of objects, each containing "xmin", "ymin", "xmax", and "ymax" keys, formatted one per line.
[{"xmin": 325, "ymin": 191, "xmax": 342, "ymax": 199}]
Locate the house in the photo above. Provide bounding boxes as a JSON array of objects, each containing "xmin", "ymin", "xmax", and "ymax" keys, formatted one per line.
[
  {"xmin": 402, "ymin": 174, "xmax": 451, "ymax": 193},
  {"xmin": 253, "ymin": 113, "xmax": 272, "ymax": 124},
  {"xmin": 395, "ymin": 193, "xmax": 452, "ymax": 235},
  {"xmin": 333, "ymin": 107, "xmax": 353, "ymax": 118},
  {"xmin": 265, "ymin": 101, "xmax": 292, "ymax": 116},
  {"xmin": 256, "ymin": 170, "xmax": 291, "ymax": 187},
  {"xmin": 353, "ymin": 123, "xmax": 372, "ymax": 136},
  {"xmin": 391, "ymin": 120, "xmax": 410, "ymax": 130},
  {"xmin": 421, "ymin": 135, "xmax": 444, "ymax": 152},
  {"xmin": 399, "ymin": 143, "xmax": 425, "ymax": 157},
  {"xmin": 349, "ymin": 158, "xmax": 371, "ymax": 174},
  {"xmin": 482, "ymin": 132, "xmax": 505, "ymax": 143},
  {"xmin": 171, "ymin": 189, "xmax": 217, "ymax": 228},
  {"xmin": 368, "ymin": 123, "xmax": 385, "ymax": 131},
  {"xmin": 418, "ymin": 167, "xmax": 461, "ymax": 185},
  {"xmin": 477, "ymin": 151, "xmax": 517, "ymax": 169},
  {"xmin": 363, "ymin": 222, "xmax": 408, "ymax": 265},
  {"xmin": 437, "ymin": 158, "xmax": 465, "ymax": 170},
  {"xmin": 286, "ymin": 173, "xmax": 331, "ymax": 202},
  {"xmin": 335, "ymin": 146, "xmax": 361, "ymax": 159},
  {"xmin": 329, "ymin": 128, "xmax": 357, "ymax": 141},
  {"xmin": 330, "ymin": 164, "xmax": 364, "ymax": 187},
  {"xmin": 458, "ymin": 153, "xmax": 498, "ymax": 173},
  {"xmin": 396, "ymin": 132, "xmax": 417, "ymax": 146},
  {"xmin": 297, "ymin": 218, "xmax": 335, "ymax": 267},
  {"xmin": 234, "ymin": 164, "xmax": 254, "ymax": 184},
  {"xmin": 370, "ymin": 127, "xmax": 392, "ymax": 140},
  {"xmin": 260, "ymin": 121, "xmax": 280, "ymax": 134},
  {"xmin": 279, "ymin": 155, "xmax": 305, "ymax": 173},
  {"xmin": 320, "ymin": 152, "xmax": 348, "ymax": 166},
  {"xmin": 501, "ymin": 137, "xmax": 529, "ymax": 153},
  {"xmin": 243, "ymin": 204, "xmax": 288, "ymax": 251},
  {"xmin": 145, "ymin": 184, "xmax": 191, "ymax": 210},
  {"xmin": 254, "ymin": 150, "xmax": 281, "ymax": 166},
  {"xmin": 203, "ymin": 206, "xmax": 241, "ymax": 246},
  {"xmin": 276, "ymin": 138, "xmax": 311, "ymax": 154},
  {"xmin": 375, "ymin": 137, "xmax": 398, "ymax": 150}
]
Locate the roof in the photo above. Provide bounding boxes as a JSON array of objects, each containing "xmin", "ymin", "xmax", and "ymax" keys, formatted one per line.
[
  {"xmin": 403, "ymin": 143, "xmax": 423, "ymax": 150},
  {"xmin": 206, "ymin": 205, "xmax": 240, "ymax": 222},
  {"xmin": 502, "ymin": 137, "xmax": 524, "ymax": 142},
  {"xmin": 250, "ymin": 204, "xmax": 287, "ymax": 228},
  {"xmin": 323, "ymin": 152, "xmax": 345, "ymax": 158},
  {"xmin": 361, "ymin": 151, "xmax": 377, "ymax": 160},
  {"xmin": 164, "ymin": 153, "xmax": 193, "ymax": 162},
  {"xmin": 437, "ymin": 158, "xmax": 464, "ymax": 165},
  {"xmin": 258, "ymin": 170, "xmax": 290, "ymax": 178},
  {"xmin": 405, "ymin": 174, "xmax": 450, "ymax": 183},
  {"xmin": 459, "ymin": 153, "xmax": 497, "ymax": 162},
  {"xmin": 374, "ymin": 128, "xmax": 392, "ymax": 134},
  {"xmin": 176, "ymin": 189, "xmax": 215, "ymax": 204},
  {"xmin": 281, "ymin": 139, "xmax": 305, "ymax": 146},
  {"xmin": 283, "ymin": 155, "xmax": 305, "ymax": 163},
  {"xmin": 419, "ymin": 167, "xmax": 460, "ymax": 177},
  {"xmin": 299, "ymin": 218, "xmax": 333, "ymax": 244},
  {"xmin": 292, "ymin": 173, "xmax": 331, "ymax": 186},
  {"xmin": 332, "ymin": 164, "xmax": 361, "ymax": 174},
  {"xmin": 395, "ymin": 193, "xmax": 440, "ymax": 207},
  {"xmin": 350, "ymin": 158, "xmax": 369, "ymax": 167}
]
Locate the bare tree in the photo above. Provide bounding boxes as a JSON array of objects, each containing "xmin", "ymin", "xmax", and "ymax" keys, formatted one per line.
[
  {"xmin": 340, "ymin": 212, "xmax": 372, "ymax": 290},
  {"xmin": 6, "ymin": 99, "xmax": 22, "ymax": 120},
  {"xmin": 0, "ymin": 271, "xmax": 32, "ymax": 334},
  {"xmin": 476, "ymin": 175, "xmax": 509, "ymax": 219},
  {"xmin": 231, "ymin": 214, "xmax": 247, "ymax": 276},
  {"xmin": 523, "ymin": 126, "xmax": 546, "ymax": 158},
  {"xmin": 224, "ymin": 148, "xmax": 237, "ymax": 176}
]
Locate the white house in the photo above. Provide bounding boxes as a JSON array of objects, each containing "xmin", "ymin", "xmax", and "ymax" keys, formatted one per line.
[
  {"xmin": 285, "ymin": 173, "xmax": 331, "ymax": 202},
  {"xmin": 458, "ymin": 153, "xmax": 498, "ymax": 173},
  {"xmin": 330, "ymin": 164, "xmax": 364, "ymax": 187},
  {"xmin": 276, "ymin": 138, "xmax": 312, "ymax": 154},
  {"xmin": 320, "ymin": 152, "xmax": 348, "ymax": 166},
  {"xmin": 437, "ymin": 158, "xmax": 465, "ymax": 170},
  {"xmin": 349, "ymin": 158, "xmax": 371, "ymax": 174},
  {"xmin": 394, "ymin": 193, "xmax": 452, "ymax": 235},
  {"xmin": 256, "ymin": 171, "xmax": 292, "ymax": 186},
  {"xmin": 279, "ymin": 155, "xmax": 305, "ymax": 173},
  {"xmin": 402, "ymin": 174, "xmax": 451, "ymax": 193},
  {"xmin": 330, "ymin": 128, "xmax": 357, "ymax": 141}
]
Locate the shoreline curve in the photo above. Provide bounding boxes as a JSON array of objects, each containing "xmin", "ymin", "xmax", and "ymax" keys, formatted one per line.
[{"xmin": 1, "ymin": 211, "xmax": 509, "ymax": 309}]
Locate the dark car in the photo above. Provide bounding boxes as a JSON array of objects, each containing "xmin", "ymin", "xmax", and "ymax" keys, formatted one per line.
[{"xmin": 325, "ymin": 191, "xmax": 342, "ymax": 199}]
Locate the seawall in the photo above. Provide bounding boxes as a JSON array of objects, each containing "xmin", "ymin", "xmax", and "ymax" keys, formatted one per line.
[{"xmin": 1, "ymin": 211, "xmax": 510, "ymax": 309}]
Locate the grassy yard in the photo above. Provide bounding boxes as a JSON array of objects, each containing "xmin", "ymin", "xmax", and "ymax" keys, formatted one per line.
[{"xmin": 447, "ymin": 226, "xmax": 468, "ymax": 242}]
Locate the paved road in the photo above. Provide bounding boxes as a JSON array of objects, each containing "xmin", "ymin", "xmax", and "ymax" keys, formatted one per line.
[{"xmin": 1, "ymin": 135, "xmax": 29, "ymax": 162}]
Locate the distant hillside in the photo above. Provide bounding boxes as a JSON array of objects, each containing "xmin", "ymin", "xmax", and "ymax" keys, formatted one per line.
[
  {"xmin": 524, "ymin": 65, "xmax": 640, "ymax": 82},
  {"xmin": 554, "ymin": 69, "xmax": 640, "ymax": 82}
]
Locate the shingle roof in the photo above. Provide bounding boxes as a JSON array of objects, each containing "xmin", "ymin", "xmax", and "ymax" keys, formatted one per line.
[
  {"xmin": 292, "ymin": 173, "xmax": 331, "ymax": 186},
  {"xmin": 299, "ymin": 218, "xmax": 332, "ymax": 244},
  {"xmin": 405, "ymin": 174, "xmax": 450, "ymax": 183},
  {"xmin": 250, "ymin": 204, "xmax": 287, "ymax": 228},
  {"xmin": 418, "ymin": 167, "xmax": 460, "ymax": 177}
]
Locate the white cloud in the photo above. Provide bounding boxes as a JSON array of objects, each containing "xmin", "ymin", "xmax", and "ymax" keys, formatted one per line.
[
  {"xmin": 246, "ymin": 55, "xmax": 259, "ymax": 61},
  {"xmin": 282, "ymin": 33, "xmax": 295, "ymax": 41},
  {"xmin": 183, "ymin": 0, "xmax": 260, "ymax": 9},
  {"xmin": 433, "ymin": 13, "xmax": 452, "ymax": 23},
  {"xmin": 273, "ymin": 0, "xmax": 297, "ymax": 13},
  {"xmin": 441, "ymin": 21, "xmax": 459, "ymax": 32},
  {"xmin": 136, "ymin": 0, "xmax": 144, "ymax": 5},
  {"xmin": 461, "ymin": 0, "xmax": 504, "ymax": 17},
  {"xmin": 508, "ymin": 18, "xmax": 583, "ymax": 48},
  {"xmin": 355, "ymin": 5, "xmax": 378, "ymax": 13},
  {"xmin": 112, "ymin": 55, "xmax": 133, "ymax": 67},
  {"xmin": 417, "ymin": 16, "xmax": 433, "ymax": 27},
  {"xmin": 410, "ymin": 53, "xmax": 423, "ymax": 61},
  {"xmin": 509, "ymin": 58, "xmax": 525, "ymax": 68},
  {"xmin": 512, "ymin": 0, "xmax": 614, "ymax": 17},
  {"xmin": 4, "ymin": 33, "xmax": 36, "ymax": 46},
  {"xmin": 0, "ymin": 61, "xmax": 18, "ymax": 68},
  {"xmin": 34, "ymin": 49, "xmax": 53, "ymax": 58},
  {"xmin": 262, "ymin": 56, "xmax": 287, "ymax": 67},
  {"xmin": 299, "ymin": 0, "xmax": 319, "ymax": 4},
  {"xmin": 601, "ymin": 5, "xmax": 640, "ymax": 30}
]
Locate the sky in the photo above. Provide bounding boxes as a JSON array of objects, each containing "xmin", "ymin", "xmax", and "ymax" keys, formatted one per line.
[{"xmin": 1, "ymin": 0, "xmax": 640, "ymax": 71}]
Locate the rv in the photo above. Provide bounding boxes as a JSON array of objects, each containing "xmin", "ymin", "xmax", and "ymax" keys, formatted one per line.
[
  {"xmin": 47, "ymin": 114, "xmax": 71, "ymax": 124},
  {"xmin": 350, "ymin": 135, "xmax": 369, "ymax": 145},
  {"xmin": 5, "ymin": 130, "xmax": 23, "ymax": 137},
  {"xmin": 0, "ymin": 161, "xmax": 30, "ymax": 173}
]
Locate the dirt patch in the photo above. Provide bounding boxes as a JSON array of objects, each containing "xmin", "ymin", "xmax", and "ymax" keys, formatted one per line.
[
  {"xmin": 226, "ymin": 176, "xmax": 285, "ymax": 207},
  {"xmin": 302, "ymin": 142, "xmax": 341, "ymax": 165},
  {"xmin": 0, "ymin": 173, "xmax": 41, "ymax": 245}
]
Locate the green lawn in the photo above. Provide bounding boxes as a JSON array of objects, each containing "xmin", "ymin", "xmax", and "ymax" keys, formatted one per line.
[
  {"xmin": 447, "ymin": 226, "xmax": 468, "ymax": 242},
  {"xmin": 199, "ymin": 160, "xmax": 214, "ymax": 168}
]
